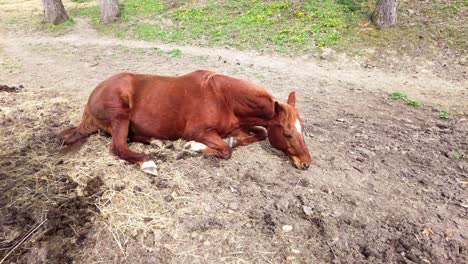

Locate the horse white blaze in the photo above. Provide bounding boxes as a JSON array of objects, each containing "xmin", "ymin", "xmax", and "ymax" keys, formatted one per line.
[{"xmin": 295, "ymin": 119, "xmax": 302, "ymax": 134}]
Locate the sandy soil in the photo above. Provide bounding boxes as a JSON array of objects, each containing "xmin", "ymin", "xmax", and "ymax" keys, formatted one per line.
[{"xmin": 0, "ymin": 15, "xmax": 467, "ymax": 264}]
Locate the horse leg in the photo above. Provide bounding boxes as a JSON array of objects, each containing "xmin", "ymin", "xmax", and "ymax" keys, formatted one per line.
[
  {"xmin": 229, "ymin": 126, "xmax": 267, "ymax": 147},
  {"xmin": 110, "ymin": 118, "xmax": 158, "ymax": 175},
  {"xmin": 185, "ymin": 131, "xmax": 232, "ymax": 159}
]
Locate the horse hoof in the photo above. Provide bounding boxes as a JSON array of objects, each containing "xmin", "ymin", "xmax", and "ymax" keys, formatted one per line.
[
  {"xmin": 184, "ymin": 141, "xmax": 207, "ymax": 152},
  {"xmin": 224, "ymin": 137, "xmax": 237, "ymax": 148},
  {"xmin": 141, "ymin": 160, "xmax": 158, "ymax": 176}
]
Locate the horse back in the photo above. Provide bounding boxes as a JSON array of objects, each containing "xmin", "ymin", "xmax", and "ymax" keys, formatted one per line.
[{"xmin": 86, "ymin": 70, "xmax": 234, "ymax": 139}]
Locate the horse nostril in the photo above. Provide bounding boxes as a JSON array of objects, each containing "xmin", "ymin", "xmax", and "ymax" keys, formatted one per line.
[{"xmin": 301, "ymin": 163, "xmax": 309, "ymax": 170}]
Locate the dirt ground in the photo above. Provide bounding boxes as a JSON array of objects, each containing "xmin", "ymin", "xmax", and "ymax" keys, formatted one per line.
[{"xmin": 1, "ymin": 12, "xmax": 467, "ymax": 264}]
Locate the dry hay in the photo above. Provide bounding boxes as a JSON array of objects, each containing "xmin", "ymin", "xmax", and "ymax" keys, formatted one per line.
[
  {"xmin": 0, "ymin": 88, "xmax": 99, "ymax": 263},
  {"xmin": 0, "ymin": 87, "xmax": 206, "ymax": 262}
]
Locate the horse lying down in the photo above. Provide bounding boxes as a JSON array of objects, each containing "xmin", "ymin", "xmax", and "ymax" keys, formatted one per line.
[{"xmin": 59, "ymin": 70, "xmax": 311, "ymax": 175}]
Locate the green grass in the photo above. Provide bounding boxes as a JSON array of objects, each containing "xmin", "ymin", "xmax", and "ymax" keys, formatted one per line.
[
  {"xmin": 135, "ymin": 24, "xmax": 169, "ymax": 40},
  {"xmin": 66, "ymin": 18, "xmax": 76, "ymax": 26},
  {"xmin": 389, "ymin": 92, "xmax": 421, "ymax": 108},
  {"xmin": 72, "ymin": 5, "xmax": 101, "ymax": 24},
  {"xmin": 63, "ymin": 0, "xmax": 467, "ymax": 59},
  {"xmin": 40, "ymin": 17, "xmax": 76, "ymax": 33},
  {"xmin": 69, "ymin": 0, "xmax": 367, "ymax": 52},
  {"xmin": 123, "ymin": 0, "xmax": 167, "ymax": 17},
  {"xmin": 167, "ymin": 48, "xmax": 182, "ymax": 57},
  {"xmin": 389, "ymin": 92, "xmax": 408, "ymax": 100},
  {"xmin": 438, "ymin": 111, "xmax": 450, "ymax": 119},
  {"xmin": 406, "ymin": 100, "xmax": 421, "ymax": 108}
]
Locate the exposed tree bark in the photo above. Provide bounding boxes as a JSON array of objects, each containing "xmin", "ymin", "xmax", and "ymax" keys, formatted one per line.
[
  {"xmin": 372, "ymin": 0, "xmax": 398, "ymax": 28},
  {"xmin": 42, "ymin": 0, "xmax": 69, "ymax": 25},
  {"xmin": 99, "ymin": 0, "xmax": 120, "ymax": 24}
]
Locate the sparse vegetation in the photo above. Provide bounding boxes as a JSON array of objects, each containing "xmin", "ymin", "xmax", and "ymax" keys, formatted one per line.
[
  {"xmin": 390, "ymin": 92, "xmax": 408, "ymax": 100},
  {"xmin": 406, "ymin": 100, "xmax": 421, "ymax": 108},
  {"xmin": 167, "ymin": 48, "xmax": 182, "ymax": 57},
  {"xmin": 438, "ymin": 111, "xmax": 450, "ymax": 119},
  {"xmin": 451, "ymin": 150, "xmax": 465, "ymax": 160},
  {"xmin": 389, "ymin": 92, "xmax": 421, "ymax": 108},
  {"xmin": 66, "ymin": 18, "xmax": 75, "ymax": 26},
  {"xmin": 40, "ymin": 17, "xmax": 76, "ymax": 33},
  {"xmin": 343, "ymin": 0, "xmax": 467, "ymax": 76}
]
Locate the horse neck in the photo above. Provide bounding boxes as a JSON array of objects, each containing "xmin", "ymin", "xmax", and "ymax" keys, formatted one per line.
[{"xmin": 218, "ymin": 77, "xmax": 275, "ymax": 126}]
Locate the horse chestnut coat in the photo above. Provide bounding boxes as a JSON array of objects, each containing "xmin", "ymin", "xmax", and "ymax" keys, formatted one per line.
[{"xmin": 59, "ymin": 70, "xmax": 311, "ymax": 175}]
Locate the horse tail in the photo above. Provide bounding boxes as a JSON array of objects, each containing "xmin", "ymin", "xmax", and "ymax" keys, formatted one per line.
[{"xmin": 58, "ymin": 107, "xmax": 98, "ymax": 153}]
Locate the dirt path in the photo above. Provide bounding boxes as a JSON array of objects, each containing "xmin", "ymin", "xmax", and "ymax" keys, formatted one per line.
[
  {"xmin": 1, "ymin": 18, "xmax": 467, "ymax": 264},
  {"xmin": 1, "ymin": 17, "xmax": 467, "ymax": 111}
]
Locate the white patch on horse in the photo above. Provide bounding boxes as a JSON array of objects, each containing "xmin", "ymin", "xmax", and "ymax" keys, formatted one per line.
[
  {"xmin": 224, "ymin": 137, "xmax": 237, "ymax": 148},
  {"xmin": 185, "ymin": 141, "xmax": 207, "ymax": 152},
  {"xmin": 295, "ymin": 119, "xmax": 302, "ymax": 134}
]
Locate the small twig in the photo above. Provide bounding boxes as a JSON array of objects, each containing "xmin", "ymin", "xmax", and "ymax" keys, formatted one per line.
[
  {"xmin": 68, "ymin": 224, "xmax": 79, "ymax": 237},
  {"xmin": 326, "ymin": 241, "xmax": 337, "ymax": 259},
  {"xmin": 443, "ymin": 192, "xmax": 454, "ymax": 208},
  {"xmin": 0, "ymin": 218, "xmax": 47, "ymax": 264},
  {"xmin": 352, "ymin": 165, "xmax": 363, "ymax": 174}
]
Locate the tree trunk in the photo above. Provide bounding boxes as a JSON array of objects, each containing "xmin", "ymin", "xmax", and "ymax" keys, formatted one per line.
[
  {"xmin": 42, "ymin": 0, "xmax": 69, "ymax": 25},
  {"xmin": 99, "ymin": 0, "xmax": 120, "ymax": 24},
  {"xmin": 372, "ymin": 0, "xmax": 398, "ymax": 28}
]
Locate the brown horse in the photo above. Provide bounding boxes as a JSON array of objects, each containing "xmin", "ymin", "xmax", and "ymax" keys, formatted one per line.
[{"xmin": 59, "ymin": 70, "xmax": 311, "ymax": 175}]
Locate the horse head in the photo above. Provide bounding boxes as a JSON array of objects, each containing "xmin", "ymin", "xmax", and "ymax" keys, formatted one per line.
[{"xmin": 267, "ymin": 92, "xmax": 312, "ymax": 170}]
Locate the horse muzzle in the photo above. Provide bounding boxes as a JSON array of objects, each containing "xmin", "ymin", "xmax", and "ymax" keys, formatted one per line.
[{"xmin": 291, "ymin": 156, "xmax": 312, "ymax": 170}]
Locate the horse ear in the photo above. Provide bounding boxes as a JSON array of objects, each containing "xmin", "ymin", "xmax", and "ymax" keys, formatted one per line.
[
  {"xmin": 274, "ymin": 101, "xmax": 282, "ymax": 114},
  {"xmin": 287, "ymin": 91, "xmax": 296, "ymax": 107}
]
